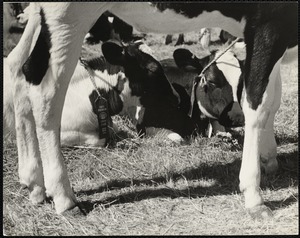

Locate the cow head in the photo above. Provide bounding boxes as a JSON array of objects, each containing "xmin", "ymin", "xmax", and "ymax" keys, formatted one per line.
[
  {"xmin": 101, "ymin": 40, "xmax": 197, "ymax": 137},
  {"xmin": 173, "ymin": 46, "xmax": 245, "ymax": 127},
  {"xmin": 102, "ymin": 40, "xmax": 180, "ymax": 106}
]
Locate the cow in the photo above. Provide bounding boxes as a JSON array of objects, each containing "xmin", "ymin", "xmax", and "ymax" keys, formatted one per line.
[
  {"xmin": 6, "ymin": 2, "xmax": 297, "ymax": 217},
  {"xmin": 165, "ymin": 28, "xmax": 211, "ymax": 50},
  {"xmin": 4, "ymin": 40, "xmax": 197, "ymax": 146},
  {"xmin": 165, "ymin": 33, "xmax": 185, "ymax": 46},
  {"xmin": 4, "ymin": 41, "xmax": 245, "ymax": 145},
  {"xmin": 161, "ymin": 41, "xmax": 246, "ymax": 137}
]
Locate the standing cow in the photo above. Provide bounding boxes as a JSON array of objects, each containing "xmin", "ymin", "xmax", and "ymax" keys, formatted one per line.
[{"xmin": 6, "ymin": 3, "xmax": 297, "ymax": 217}]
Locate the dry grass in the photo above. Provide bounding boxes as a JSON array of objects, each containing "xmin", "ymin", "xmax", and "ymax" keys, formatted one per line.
[{"xmin": 3, "ymin": 28, "xmax": 298, "ymax": 235}]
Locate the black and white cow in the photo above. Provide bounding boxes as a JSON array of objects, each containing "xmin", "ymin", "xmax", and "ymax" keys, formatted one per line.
[
  {"xmin": 4, "ymin": 41, "xmax": 244, "ymax": 144},
  {"xmin": 7, "ymin": 2, "xmax": 297, "ymax": 217},
  {"xmin": 161, "ymin": 41, "xmax": 246, "ymax": 136},
  {"xmin": 4, "ymin": 40, "xmax": 196, "ymax": 146}
]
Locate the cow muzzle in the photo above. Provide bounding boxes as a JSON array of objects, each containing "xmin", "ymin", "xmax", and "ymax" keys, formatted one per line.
[{"xmin": 219, "ymin": 101, "xmax": 244, "ymax": 127}]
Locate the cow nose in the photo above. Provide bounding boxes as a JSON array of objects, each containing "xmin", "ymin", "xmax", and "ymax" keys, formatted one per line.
[{"xmin": 219, "ymin": 101, "xmax": 244, "ymax": 127}]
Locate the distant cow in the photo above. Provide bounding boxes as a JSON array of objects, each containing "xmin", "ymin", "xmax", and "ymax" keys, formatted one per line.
[
  {"xmin": 161, "ymin": 42, "xmax": 246, "ymax": 136},
  {"xmin": 4, "ymin": 40, "xmax": 196, "ymax": 146},
  {"xmin": 165, "ymin": 28, "xmax": 211, "ymax": 50}
]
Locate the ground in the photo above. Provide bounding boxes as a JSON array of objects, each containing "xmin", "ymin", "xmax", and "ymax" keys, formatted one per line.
[{"xmin": 3, "ymin": 15, "xmax": 298, "ymax": 236}]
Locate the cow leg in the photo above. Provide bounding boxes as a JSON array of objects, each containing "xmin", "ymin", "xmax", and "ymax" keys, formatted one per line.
[
  {"xmin": 28, "ymin": 27, "xmax": 95, "ymax": 214},
  {"xmin": 259, "ymin": 70, "xmax": 281, "ymax": 174},
  {"xmin": 13, "ymin": 3, "xmax": 104, "ymax": 214},
  {"xmin": 175, "ymin": 33, "xmax": 184, "ymax": 46},
  {"xmin": 165, "ymin": 34, "xmax": 173, "ymax": 45},
  {"xmin": 8, "ymin": 5, "xmax": 46, "ymax": 204},
  {"xmin": 29, "ymin": 82, "xmax": 78, "ymax": 213},
  {"xmin": 14, "ymin": 82, "xmax": 46, "ymax": 204},
  {"xmin": 239, "ymin": 22, "xmax": 287, "ymax": 219}
]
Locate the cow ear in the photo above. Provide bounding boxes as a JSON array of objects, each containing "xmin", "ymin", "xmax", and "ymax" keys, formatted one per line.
[
  {"xmin": 102, "ymin": 40, "xmax": 125, "ymax": 65},
  {"xmin": 173, "ymin": 48, "xmax": 202, "ymax": 71}
]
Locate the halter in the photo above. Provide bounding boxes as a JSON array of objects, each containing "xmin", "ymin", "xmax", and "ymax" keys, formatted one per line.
[
  {"xmin": 79, "ymin": 57, "xmax": 106, "ymax": 100},
  {"xmin": 188, "ymin": 37, "xmax": 241, "ymax": 118},
  {"xmin": 79, "ymin": 57, "xmax": 109, "ymax": 141}
]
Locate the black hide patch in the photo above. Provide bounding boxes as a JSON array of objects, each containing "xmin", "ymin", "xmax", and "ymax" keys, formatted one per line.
[
  {"xmin": 172, "ymin": 83, "xmax": 190, "ymax": 115},
  {"xmin": 112, "ymin": 15, "xmax": 133, "ymax": 42},
  {"xmin": 22, "ymin": 9, "xmax": 51, "ymax": 85},
  {"xmin": 85, "ymin": 57, "xmax": 124, "ymax": 75},
  {"xmin": 140, "ymin": 83, "xmax": 197, "ymax": 138},
  {"xmin": 152, "ymin": 3, "xmax": 252, "ymax": 20},
  {"xmin": 9, "ymin": 25, "xmax": 25, "ymax": 34},
  {"xmin": 87, "ymin": 12, "xmax": 134, "ymax": 44},
  {"xmin": 243, "ymin": 3, "xmax": 297, "ymax": 110},
  {"xmin": 124, "ymin": 45, "xmax": 178, "ymax": 107},
  {"xmin": 88, "ymin": 14, "xmax": 114, "ymax": 44},
  {"xmin": 89, "ymin": 88, "xmax": 123, "ymax": 116},
  {"xmin": 219, "ymin": 101, "xmax": 244, "ymax": 127},
  {"xmin": 141, "ymin": 105, "xmax": 197, "ymax": 138}
]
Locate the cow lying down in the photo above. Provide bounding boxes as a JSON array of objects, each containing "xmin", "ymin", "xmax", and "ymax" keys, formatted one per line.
[
  {"xmin": 162, "ymin": 41, "xmax": 246, "ymax": 137},
  {"xmin": 4, "ymin": 40, "xmax": 245, "ymax": 146},
  {"xmin": 4, "ymin": 40, "xmax": 198, "ymax": 146}
]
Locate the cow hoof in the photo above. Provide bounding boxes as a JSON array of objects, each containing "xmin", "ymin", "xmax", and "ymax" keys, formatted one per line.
[
  {"xmin": 62, "ymin": 204, "xmax": 86, "ymax": 217},
  {"xmin": 248, "ymin": 205, "xmax": 273, "ymax": 220},
  {"xmin": 29, "ymin": 185, "xmax": 46, "ymax": 204}
]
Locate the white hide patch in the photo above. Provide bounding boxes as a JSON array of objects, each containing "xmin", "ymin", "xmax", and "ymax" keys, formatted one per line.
[
  {"xmin": 146, "ymin": 127, "xmax": 184, "ymax": 144},
  {"xmin": 60, "ymin": 63, "xmax": 131, "ymax": 146},
  {"xmin": 137, "ymin": 41, "xmax": 181, "ymax": 105},
  {"xmin": 3, "ymin": 58, "xmax": 16, "ymax": 138},
  {"xmin": 108, "ymin": 16, "xmax": 114, "ymax": 23},
  {"xmin": 200, "ymin": 28, "xmax": 211, "ymax": 52},
  {"xmin": 240, "ymin": 56, "xmax": 283, "ymax": 208},
  {"xmin": 111, "ymin": 3, "xmax": 245, "ymax": 37},
  {"xmin": 215, "ymin": 49, "xmax": 242, "ymax": 102},
  {"xmin": 17, "ymin": 6, "xmax": 30, "ymax": 25},
  {"xmin": 196, "ymin": 93, "xmax": 218, "ymax": 119},
  {"xmin": 232, "ymin": 41, "xmax": 246, "ymax": 61}
]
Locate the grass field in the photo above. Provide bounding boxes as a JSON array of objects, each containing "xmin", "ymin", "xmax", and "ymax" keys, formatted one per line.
[{"xmin": 3, "ymin": 29, "xmax": 298, "ymax": 235}]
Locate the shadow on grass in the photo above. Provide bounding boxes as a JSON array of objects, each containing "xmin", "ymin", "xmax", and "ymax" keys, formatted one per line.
[
  {"xmin": 77, "ymin": 148, "xmax": 298, "ymax": 214},
  {"xmin": 265, "ymin": 194, "xmax": 298, "ymax": 211},
  {"xmin": 275, "ymin": 134, "xmax": 298, "ymax": 146}
]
